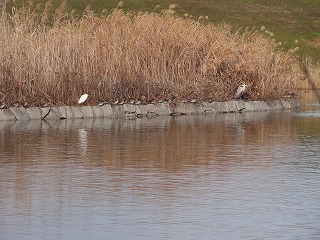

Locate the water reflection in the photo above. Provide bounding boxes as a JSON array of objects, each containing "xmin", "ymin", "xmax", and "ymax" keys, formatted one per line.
[
  {"xmin": 0, "ymin": 112, "xmax": 299, "ymax": 171},
  {"xmin": 1, "ymin": 98, "xmax": 320, "ymax": 240}
]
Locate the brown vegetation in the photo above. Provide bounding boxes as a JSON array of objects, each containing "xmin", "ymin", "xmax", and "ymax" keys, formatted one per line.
[{"xmin": 0, "ymin": 2, "xmax": 305, "ymax": 107}]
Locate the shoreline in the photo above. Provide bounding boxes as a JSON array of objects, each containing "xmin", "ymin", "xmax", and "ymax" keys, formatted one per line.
[{"xmin": 0, "ymin": 98, "xmax": 300, "ymax": 121}]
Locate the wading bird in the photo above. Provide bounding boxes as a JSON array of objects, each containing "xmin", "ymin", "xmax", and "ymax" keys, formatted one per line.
[
  {"xmin": 78, "ymin": 94, "xmax": 88, "ymax": 104},
  {"xmin": 236, "ymin": 84, "xmax": 246, "ymax": 100}
]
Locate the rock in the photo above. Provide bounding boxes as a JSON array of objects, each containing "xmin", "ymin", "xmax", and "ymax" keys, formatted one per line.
[
  {"xmin": 0, "ymin": 109, "xmax": 16, "ymax": 121},
  {"xmin": 26, "ymin": 107, "xmax": 42, "ymax": 120},
  {"xmin": 10, "ymin": 106, "xmax": 30, "ymax": 120},
  {"xmin": 82, "ymin": 106, "xmax": 94, "ymax": 119},
  {"xmin": 50, "ymin": 107, "xmax": 67, "ymax": 119}
]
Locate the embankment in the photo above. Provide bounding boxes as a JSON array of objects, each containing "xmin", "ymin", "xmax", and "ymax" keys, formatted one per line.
[{"xmin": 0, "ymin": 98, "xmax": 300, "ymax": 121}]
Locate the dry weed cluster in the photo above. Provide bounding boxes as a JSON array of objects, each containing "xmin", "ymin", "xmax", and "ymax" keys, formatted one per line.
[{"xmin": 0, "ymin": 1, "xmax": 303, "ymax": 107}]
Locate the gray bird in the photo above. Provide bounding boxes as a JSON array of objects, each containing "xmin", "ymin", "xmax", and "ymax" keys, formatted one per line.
[{"xmin": 236, "ymin": 84, "xmax": 246, "ymax": 100}]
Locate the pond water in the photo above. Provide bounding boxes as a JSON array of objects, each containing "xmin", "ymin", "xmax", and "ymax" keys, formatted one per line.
[{"xmin": 1, "ymin": 92, "xmax": 320, "ymax": 240}]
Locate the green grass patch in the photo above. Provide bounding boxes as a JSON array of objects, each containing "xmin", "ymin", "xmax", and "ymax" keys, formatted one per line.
[{"xmin": 6, "ymin": 0, "xmax": 320, "ymax": 61}]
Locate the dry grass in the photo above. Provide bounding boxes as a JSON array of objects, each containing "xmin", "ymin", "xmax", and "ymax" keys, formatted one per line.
[
  {"xmin": 299, "ymin": 60, "xmax": 320, "ymax": 90},
  {"xmin": 0, "ymin": 2, "xmax": 305, "ymax": 107}
]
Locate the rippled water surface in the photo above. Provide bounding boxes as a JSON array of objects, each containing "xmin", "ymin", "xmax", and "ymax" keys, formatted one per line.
[{"xmin": 1, "ymin": 92, "xmax": 320, "ymax": 240}]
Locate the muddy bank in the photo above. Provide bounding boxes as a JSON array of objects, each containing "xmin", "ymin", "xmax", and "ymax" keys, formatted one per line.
[{"xmin": 0, "ymin": 98, "xmax": 300, "ymax": 121}]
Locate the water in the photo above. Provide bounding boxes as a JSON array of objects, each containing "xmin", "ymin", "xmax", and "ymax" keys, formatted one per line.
[{"xmin": 1, "ymin": 92, "xmax": 320, "ymax": 240}]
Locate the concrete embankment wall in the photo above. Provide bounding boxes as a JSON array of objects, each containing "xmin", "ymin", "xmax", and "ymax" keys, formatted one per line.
[{"xmin": 0, "ymin": 98, "xmax": 300, "ymax": 121}]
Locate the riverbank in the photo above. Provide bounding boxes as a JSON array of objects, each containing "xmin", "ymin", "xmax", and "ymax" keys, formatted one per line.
[
  {"xmin": 0, "ymin": 6, "xmax": 302, "ymax": 107},
  {"xmin": 0, "ymin": 98, "xmax": 300, "ymax": 121}
]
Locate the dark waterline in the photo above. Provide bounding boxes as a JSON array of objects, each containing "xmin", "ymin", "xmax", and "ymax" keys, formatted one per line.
[{"xmin": 1, "ymin": 92, "xmax": 320, "ymax": 240}]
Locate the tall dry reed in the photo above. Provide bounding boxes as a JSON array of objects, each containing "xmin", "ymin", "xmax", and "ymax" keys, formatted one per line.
[{"xmin": 0, "ymin": 2, "xmax": 304, "ymax": 106}]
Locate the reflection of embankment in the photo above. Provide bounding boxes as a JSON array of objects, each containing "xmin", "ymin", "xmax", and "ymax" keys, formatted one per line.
[{"xmin": 0, "ymin": 112, "xmax": 298, "ymax": 173}]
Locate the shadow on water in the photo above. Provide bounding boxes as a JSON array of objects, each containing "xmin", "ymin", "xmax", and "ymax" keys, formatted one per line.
[{"xmin": 294, "ymin": 90, "xmax": 320, "ymax": 118}]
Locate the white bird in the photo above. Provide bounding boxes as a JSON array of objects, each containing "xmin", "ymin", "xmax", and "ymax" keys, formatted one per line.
[
  {"xmin": 235, "ymin": 84, "xmax": 246, "ymax": 100},
  {"xmin": 78, "ymin": 94, "xmax": 88, "ymax": 104}
]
